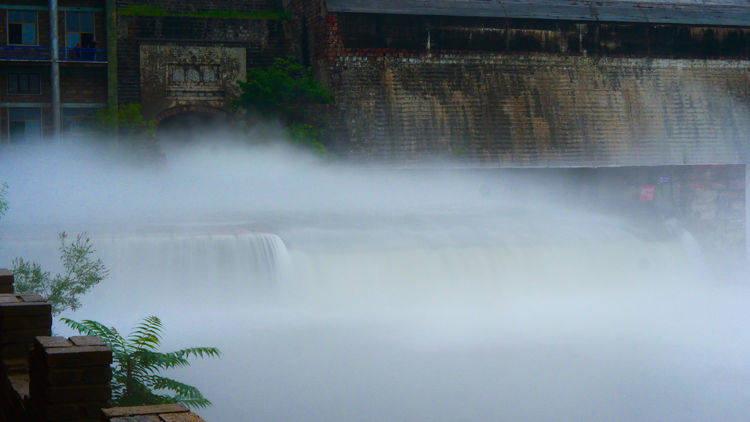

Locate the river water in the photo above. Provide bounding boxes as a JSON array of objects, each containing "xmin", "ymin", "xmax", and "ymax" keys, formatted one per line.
[{"xmin": 0, "ymin": 143, "xmax": 748, "ymax": 420}]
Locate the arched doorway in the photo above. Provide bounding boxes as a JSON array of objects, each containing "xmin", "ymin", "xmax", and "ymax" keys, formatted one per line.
[{"xmin": 155, "ymin": 106, "xmax": 233, "ymax": 142}]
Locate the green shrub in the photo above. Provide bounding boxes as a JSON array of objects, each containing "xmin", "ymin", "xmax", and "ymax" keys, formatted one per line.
[
  {"xmin": 13, "ymin": 232, "xmax": 108, "ymax": 315},
  {"xmin": 235, "ymin": 57, "xmax": 332, "ymax": 153},
  {"xmin": 63, "ymin": 316, "xmax": 220, "ymax": 409}
]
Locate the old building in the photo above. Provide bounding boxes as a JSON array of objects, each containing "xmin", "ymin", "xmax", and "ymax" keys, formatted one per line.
[
  {"xmin": 0, "ymin": 0, "xmax": 748, "ymax": 262},
  {"xmin": 115, "ymin": 0, "xmax": 289, "ymax": 129},
  {"xmin": 0, "ymin": 0, "xmax": 110, "ymax": 142},
  {"xmin": 282, "ymin": 0, "xmax": 750, "ymax": 262},
  {"xmin": 0, "ymin": 0, "xmax": 289, "ymax": 140}
]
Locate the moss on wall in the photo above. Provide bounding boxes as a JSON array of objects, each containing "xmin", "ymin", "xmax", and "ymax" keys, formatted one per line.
[{"xmin": 118, "ymin": 5, "xmax": 289, "ymax": 20}]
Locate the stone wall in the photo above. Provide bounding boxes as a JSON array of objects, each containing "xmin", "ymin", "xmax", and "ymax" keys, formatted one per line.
[
  {"xmin": 139, "ymin": 45, "xmax": 246, "ymax": 119},
  {"xmin": 283, "ymin": 10, "xmax": 750, "ymax": 163},
  {"xmin": 117, "ymin": 0, "xmax": 281, "ymax": 13},
  {"xmin": 116, "ymin": 13, "xmax": 290, "ymax": 117},
  {"xmin": 336, "ymin": 14, "xmax": 750, "ymax": 59},
  {"xmin": 326, "ymin": 53, "xmax": 750, "ymax": 164},
  {"xmin": 61, "ymin": 67, "xmax": 108, "ymax": 104}
]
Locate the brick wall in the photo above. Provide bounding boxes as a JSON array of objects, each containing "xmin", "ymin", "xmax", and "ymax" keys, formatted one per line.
[
  {"xmin": 116, "ymin": 0, "xmax": 281, "ymax": 13},
  {"xmin": 61, "ymin": 66, "xmax": 107, "ymax": 103},
  {"xmin": 324, "ymin": 53, "xmax": 749, "ymax": 164},
  {"xmin": 0, "ymin": 66, "xmax": 51, "ymax": 103},
  {"xmin": 116, "ymin": 13, "xmax": 291, "ymax": 112},
  {"xmin": 282, "ymin": 0, "xmax": 329, "ymax": 77},
  {"xmin": 335, "ymin": 13, "xmax": 750, "ymax": 59}
]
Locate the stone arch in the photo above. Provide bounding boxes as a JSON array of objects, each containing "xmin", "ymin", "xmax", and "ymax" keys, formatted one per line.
[
  {"xmin": 153, "ymin": 105, "xmax": 228, "ymax": 126},
  {"xmin": 154, "ymin": 105, "xmax": 235, "ymax": 141}
]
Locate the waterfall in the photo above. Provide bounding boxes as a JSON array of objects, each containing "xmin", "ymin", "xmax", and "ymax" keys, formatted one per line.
[{"xmin": 0, "ymin": 231, "xmax": 291, "ymax": 315}]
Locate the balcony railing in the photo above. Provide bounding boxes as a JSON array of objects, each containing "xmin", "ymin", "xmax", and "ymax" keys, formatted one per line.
[
  {"xmin": 59, "ymin": 47, "xmax": 107, "ymax": 62},
  {"xmin": 0, "ymin": 45, "xmax": 50, "ymax": 61},
  {"xmin": 0, "ymin": 46, "xmax": 107, "ymax": 62}
]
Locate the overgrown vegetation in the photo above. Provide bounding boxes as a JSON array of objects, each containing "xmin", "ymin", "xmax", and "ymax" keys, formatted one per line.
[
  {"xmin": 118, "ymin": 5, "xmax": 289, "ymax": 20},
  {"xmin": 95, "ymin": 103, "xmax": 162, "ymax": 162},
  {"xmin": 234, "ymin": 57, "xmax": 333, "ymax": 153},
  {"xmin": 13, "ymin": 232, "xmax": 108, "ymax": 316},
  {"xmin": 95, "ymin": 103, "xmax": 155, "ymax": 138},
  {"xmin": 62, "ymin": 316, "xmax": 220, "ymax": 409}
]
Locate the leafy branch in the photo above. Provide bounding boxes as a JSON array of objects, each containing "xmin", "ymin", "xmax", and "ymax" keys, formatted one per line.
[
  {"xmin": 13, "ymin": 232, "xmax": 108, "ymax": 315},
  {"xmin": 62, "ymin": 316, "xmax": 220, "ymax": 409}
]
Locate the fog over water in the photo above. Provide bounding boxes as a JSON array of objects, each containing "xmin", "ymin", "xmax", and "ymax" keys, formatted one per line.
[{"xmin": 0, "ymin": 139, "xmax": 748, "ymax": 421}]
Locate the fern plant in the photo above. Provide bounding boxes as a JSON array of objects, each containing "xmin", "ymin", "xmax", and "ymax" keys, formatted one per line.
[{"xmin": 61, "ymin": 316, "xmax": 220, "ymax": 408}]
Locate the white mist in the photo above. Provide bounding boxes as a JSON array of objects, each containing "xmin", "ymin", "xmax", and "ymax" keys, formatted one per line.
[{"xmin": 0, "ymin": 140, "xmax": 747, "ymax": 421}]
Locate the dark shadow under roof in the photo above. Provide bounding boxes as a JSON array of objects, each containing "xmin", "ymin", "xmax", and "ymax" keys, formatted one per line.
[{"xmin": 325, "ymin": 0, "xmax": 750, "ymax": 27}]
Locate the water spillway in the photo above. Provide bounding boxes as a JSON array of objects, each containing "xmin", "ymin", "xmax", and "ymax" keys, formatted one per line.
[{"xmin": 0, "ymin": 144, "xmax": 747, "ymax": 421}]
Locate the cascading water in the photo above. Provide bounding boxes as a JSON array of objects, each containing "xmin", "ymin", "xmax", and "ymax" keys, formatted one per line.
[{"xmin": 0, "ymin": 142, "xmax": 747, "ymax": 421}]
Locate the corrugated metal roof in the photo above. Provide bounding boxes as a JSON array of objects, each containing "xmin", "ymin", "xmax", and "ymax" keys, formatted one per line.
[{"xmin": 325, "ymin": 0, "xmax": 750, "ymax": 27}]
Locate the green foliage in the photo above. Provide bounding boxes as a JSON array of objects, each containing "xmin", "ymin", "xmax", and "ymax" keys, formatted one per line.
[
  {"xmin": 95, "ymin": 103, "xmax": 155, "ymax": 136},
  {"xmin": 236, "ymin": 57, "xmax": 332, "ymax": 123},
  {"xmin": 288, "ymin": 123, "xmax": 327, "ymax": 155},
  {"xmin": 117, "ymin": 5, "xmax": 168, "ymax": 16},
  {"xmin": 95, "ymin": 103, "xmax": 162, "ymax": 162},
  {"xmin": 0, "ymin": 182, "xmax": 7, "ymax": 221},
  {"xmin": 62, "ymin": 316, "xmax": 220, "ymax": 409},
  {"xmin": 188, "ymin": 9, "xmax": 290, "ymax": 19},
  {"xmin": 13, "ymin": 232, "xmax": 108, "ymax": 316},
  {"xmin": 235, "ymin": 57, "xmax": 333, "ymax": 153},
  {"xmin": 118, "ymin": 5, "xmax": 289, "ymax": 19}
]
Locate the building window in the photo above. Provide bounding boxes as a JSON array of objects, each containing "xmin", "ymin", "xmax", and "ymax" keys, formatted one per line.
[
  {"xmin": 7, "ymin": 73, "xmax": 41, "ymax": 95},
  {"xmin": 62, "ymin": 108, "xmax": 98, "ymax": 135},
  {"xmin": 8, "ymin": 108, "xmax": 42, "ymax": 143},
  {"xmin": 8, "ymin": 11, "xmax": 38, "ymax": 45},
  {"xmin": 66, "ymin": 12, "xmax": 95, "ymax": 48}
]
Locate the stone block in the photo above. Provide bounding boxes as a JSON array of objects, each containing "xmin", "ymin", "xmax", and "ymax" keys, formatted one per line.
[
  {"xmin": 101, "ymin": 404, "xmax": 205, "ymax": 421},
  {"xmin": 36, "ymin": 366, "xmax": 112, "ymax": 386},
  {"xmin": 37, "ymin": 400, "xmax": 107, "ymax": 421},
  {"xmin": 35, "ymin": 384, "xmax": 111, "ymax": 403},
  {"xmin": 0, "ymin": 270, "xmax": 13, "ymax": 294},
  {"xmin": 0, "ymin": 295, "xmax": 52, "ymax": 361},
  {"xmin": 29, "ymin": 336, "xmax": 113, "ymax": 422},
  {"xmin": 101, "ymin": 404, "xmax": 189, "ymax": 418},
  {"xmin": 0, "ymin": 314, "xmax": 53, "ymax": 330}
]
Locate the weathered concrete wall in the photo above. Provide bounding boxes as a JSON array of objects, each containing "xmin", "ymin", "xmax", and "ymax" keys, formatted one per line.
[
  {"xmin": 327, "ymin": 54, "xmax": 750, "ymax": 165},
  {"xmin": 139, "ymin": 45, "xmax": 246, "ymax": 119}
]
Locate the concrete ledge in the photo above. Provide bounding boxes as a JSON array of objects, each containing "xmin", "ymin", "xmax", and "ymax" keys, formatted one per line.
[{"xmin": 101, "ymin": 404, "xmax": 206, "ymax": 421}]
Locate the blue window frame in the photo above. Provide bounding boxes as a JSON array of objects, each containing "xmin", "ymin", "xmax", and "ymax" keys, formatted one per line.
[
  {"xmin": 66, "ymin": 12, "xmax": 95, "ymax": 48},
  {"xmin": 8, "ymin": 11, "xmax": 38, "ymax": 45}
]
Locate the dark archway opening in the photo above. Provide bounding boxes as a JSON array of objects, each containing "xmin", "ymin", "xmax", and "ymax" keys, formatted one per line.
[{"xmin": 156, "ymin": 111, "xmax": 234, "ymax": 143}]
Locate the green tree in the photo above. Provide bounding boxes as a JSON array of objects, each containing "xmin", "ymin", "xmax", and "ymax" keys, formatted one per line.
[
  {"xmin": 62, "ymin": 316, "xmax": 220, "ymax": 409},
  {"xmin": 95, "ymin": 103, "xmax": 156, "ymax": 137},
  {"xmin": 0, "ymin": 184, "xmax": 107, "ymax": 316},
  {"xmin": 13, "ymin": 232, "xmax": 108, "ymax": 315},
  {"xmin": 234, "ymin": 57, "xmax": 332, "ymax": 151}
]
